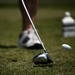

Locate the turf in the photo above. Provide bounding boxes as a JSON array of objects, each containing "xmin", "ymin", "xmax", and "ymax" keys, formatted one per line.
[{"xmin": 0, "ymin": 7, "xmax": 75, "ymax": 75}]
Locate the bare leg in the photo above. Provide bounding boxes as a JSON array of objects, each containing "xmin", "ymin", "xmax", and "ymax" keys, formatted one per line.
[
  {"xmin": 18, "ymin": 0, "xmax": 42, "ymax": 49},
  {"xmin": 19, "ymin": 0, "xmax": 39, "ymax": 31}
]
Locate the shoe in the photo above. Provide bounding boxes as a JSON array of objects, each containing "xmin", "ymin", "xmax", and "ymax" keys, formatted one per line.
[{"xmin": 18, "ymin": 28, "xmax": 43, "ymax": 49}]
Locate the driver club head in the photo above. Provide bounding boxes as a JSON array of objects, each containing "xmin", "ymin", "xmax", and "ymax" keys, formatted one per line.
[{"xmin": 33, "ymin": 53, "xmax": 53, "ymax": 64}]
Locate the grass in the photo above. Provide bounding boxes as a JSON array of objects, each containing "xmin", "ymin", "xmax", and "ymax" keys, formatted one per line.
[{"xmin": 0, "ymin": 7, "xmax": 75, "ymax": 75}]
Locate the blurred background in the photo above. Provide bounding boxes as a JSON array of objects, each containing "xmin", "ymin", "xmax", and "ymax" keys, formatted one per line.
[{"xmin": 0, "ymin": 0, "xmax": 75, "ymax": 7}]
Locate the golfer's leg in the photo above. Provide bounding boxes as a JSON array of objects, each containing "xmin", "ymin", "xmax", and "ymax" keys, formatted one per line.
[
  {"xmin": 18, "ymin": 0, "xmax": 42, "ymax": 49},
  {"xmin": 19, "ymin": 0, "xmax": 39, "ymax": 31}
]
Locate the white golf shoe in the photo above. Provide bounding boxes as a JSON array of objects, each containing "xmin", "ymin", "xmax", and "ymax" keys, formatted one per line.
[{"xmin": 18, "ymin": 28, "xmax": 43, "ymax": 49}]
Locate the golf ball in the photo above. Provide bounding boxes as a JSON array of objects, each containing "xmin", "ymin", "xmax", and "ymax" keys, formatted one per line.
[{"xmin": 62, "ymin": 44, "xmax": 72, "ymax": 50}]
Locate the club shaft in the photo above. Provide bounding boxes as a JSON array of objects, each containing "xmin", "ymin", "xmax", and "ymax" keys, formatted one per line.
[{"xmin": 21, "ymin": 0, "xmax": 46, "ymax": 52}]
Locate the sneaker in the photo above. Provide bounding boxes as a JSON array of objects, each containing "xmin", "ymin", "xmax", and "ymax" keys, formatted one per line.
[{"xmin": 18, "ymin": 28, "xmax": 43, "ymax": 49}]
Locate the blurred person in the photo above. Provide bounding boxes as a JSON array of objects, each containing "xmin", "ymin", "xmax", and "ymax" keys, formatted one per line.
[
  {"xmin": 18, "ymin": 0, "xmax": 43, "ymax": 49},
  {"xmin": 62, "ymin": 11, "xmax": 75, "ymax": 37}
]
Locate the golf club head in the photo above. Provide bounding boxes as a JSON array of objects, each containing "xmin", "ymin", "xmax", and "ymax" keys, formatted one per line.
[{"xmin": 33, "ymin": 53, "xmax": 53, "ymax": 64}]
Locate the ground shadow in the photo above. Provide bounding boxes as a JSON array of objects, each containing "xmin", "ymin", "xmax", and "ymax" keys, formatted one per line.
[
  {"xmin": 0, "ymin": 45, "xmax": 17, "ymax": 49},
  {"xmin": 32, "ymin": 63, "xmax": 53, "ymax": 68}
]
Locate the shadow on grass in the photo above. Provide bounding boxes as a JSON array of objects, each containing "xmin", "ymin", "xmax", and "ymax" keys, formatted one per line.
[
  {"xmin": 0, "ymin": 44, "xmax": 42, "ymax": 50},
  {"xmin": 32, "ymin": 63, "xmax": 53, "ymax": 68},
  {"xmin": 0, "ymin": 45, "xmax": 17, "ymax": 49}
]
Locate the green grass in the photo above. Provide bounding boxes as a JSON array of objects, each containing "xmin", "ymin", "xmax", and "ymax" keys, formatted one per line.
[{"xmin": 0, "ymin": 7, "xmax": 75, "ymax": 75}]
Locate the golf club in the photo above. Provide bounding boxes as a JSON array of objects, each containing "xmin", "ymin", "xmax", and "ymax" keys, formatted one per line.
[{"xmin": 21, "ymin": 0, "xmax": 53, "ymax": 64}]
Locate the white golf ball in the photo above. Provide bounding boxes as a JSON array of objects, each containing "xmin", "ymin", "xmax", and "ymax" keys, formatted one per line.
[{"xmin": 62, "ymin": 44, "xmax": 72, "ymax": 50}]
